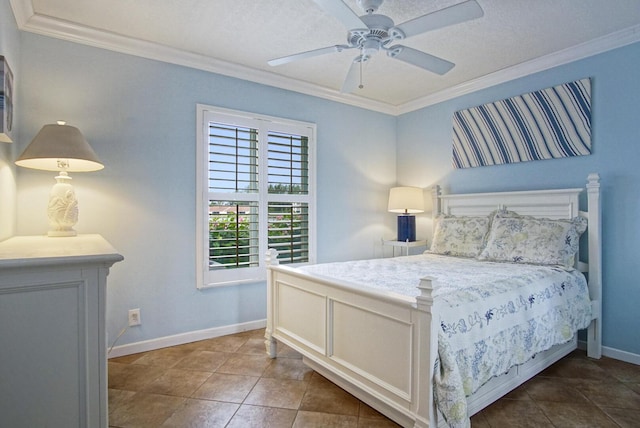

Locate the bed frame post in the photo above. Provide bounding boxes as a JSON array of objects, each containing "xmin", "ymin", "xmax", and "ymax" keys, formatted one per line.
[
  {"xmin": 586, "ymin": 173, "xmax": 602, "ymax": 359},
  {"xmin": 431, "ymin": 185, "xmax": 442, "ymax": 218},
  {"xmin": 264, "ymin": 249, "xmax": 279, "ymax": 358},
  {"xmin": 414, "ymin": 276, "xmax": 439, "ymax": 428}
]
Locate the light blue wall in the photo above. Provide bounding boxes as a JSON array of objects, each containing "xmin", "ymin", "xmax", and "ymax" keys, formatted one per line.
[
  {"xmin": 7, "ymin": 2, "xmax": 639, "ymax": 357},
  {"xmin": 0, "ymin": 0, "xmax": 19, "ymax": 240},
  {"xmin": 15, "ymin": 33, "xmax": 397, "ymax": 346},
  {"xmin": 398, "ymin": 41, "xmax": 640, "ymax": 356}
]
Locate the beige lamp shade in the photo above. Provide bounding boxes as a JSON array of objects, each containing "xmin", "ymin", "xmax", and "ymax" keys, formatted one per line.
[
  {"xmin": 388, "ymin": 186, "xmax": 425, "ymax": 214},
  {"xmin": 15, "ymin": 122, "xmax": 103, "ymax": 172}
]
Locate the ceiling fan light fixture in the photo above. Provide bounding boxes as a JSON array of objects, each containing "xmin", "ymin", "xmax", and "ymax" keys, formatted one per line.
[{"xmin": 361, "ymin": 39, "xmax": 381, "ymax": 57}]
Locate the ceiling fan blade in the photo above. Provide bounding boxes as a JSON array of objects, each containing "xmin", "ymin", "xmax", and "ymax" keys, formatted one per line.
[
  {"xmin": 388, "ymin": 45, "xmax": 454, "ymax": 75},
  {"xmin": 340, "ymin": 59, "xmax": 361, "ymax": 93},
  {"xmin": 312, "ymin": 0, "xmax": 367, "ymax": 30},
  {"xmin": 393, "ymin": 0, "xmax": 483, "ymax": 39},
  {"xmin": 268, "ymin": 45, "xmax": 350, "ymax": 66}
]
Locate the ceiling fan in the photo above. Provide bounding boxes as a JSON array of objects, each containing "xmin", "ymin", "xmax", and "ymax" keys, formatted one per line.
[{"xmin": 268, "ymin": 0, "xmax": 484, "ymax": 93}]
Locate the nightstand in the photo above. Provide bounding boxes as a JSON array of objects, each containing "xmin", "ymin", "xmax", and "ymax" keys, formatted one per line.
[{"xmin": 382, "ymin": 239, "xmax": 428, "ymax": 257}]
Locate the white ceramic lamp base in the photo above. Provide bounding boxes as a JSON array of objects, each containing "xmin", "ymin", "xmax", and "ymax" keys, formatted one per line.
[{"xmin": 47, "ymin": 172, "xmax": 78, "ymax": 237}]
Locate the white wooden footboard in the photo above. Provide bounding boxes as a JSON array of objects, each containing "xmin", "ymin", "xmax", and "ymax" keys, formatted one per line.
[{"xmin": 265, "ymin": 250, "xmax": 438, "ymax": 428}]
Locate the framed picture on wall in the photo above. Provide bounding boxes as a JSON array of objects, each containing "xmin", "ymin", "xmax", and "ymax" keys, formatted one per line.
[{"xmin": 0, "ymin": 55, "xmax": 14, "ymax": 143}]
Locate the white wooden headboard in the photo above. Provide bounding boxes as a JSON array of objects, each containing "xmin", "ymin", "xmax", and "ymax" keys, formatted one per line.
[
  {"xmin": 437, "ymin": 187, "xmax": 581, "ymax": 219},
  {"xmin": 431, "ymin": 173, "xmax": 602, "ymax": 358}
]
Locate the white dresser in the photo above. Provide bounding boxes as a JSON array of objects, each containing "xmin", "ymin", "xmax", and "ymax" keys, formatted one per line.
[{"xmin": 0, "ymin": 234, "xmax": 123, "ymax": 428}]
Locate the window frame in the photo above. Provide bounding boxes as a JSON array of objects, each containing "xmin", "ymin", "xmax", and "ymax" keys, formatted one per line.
[{"xmin": 196, "ymin": 104, "xmax": 316, "ymax": 289}]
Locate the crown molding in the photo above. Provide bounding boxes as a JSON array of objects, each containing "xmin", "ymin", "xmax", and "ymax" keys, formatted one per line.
[
  {"xmin": 397, "ymin": 23, "xmax": 640, "ymax": 114},
  {"xmin": 10, "ymin": 1, "xmax": 398, "ymax": 115},
  {"xmin": 11, "ymin": 1, "xmax": 640, "ymax": 116}
]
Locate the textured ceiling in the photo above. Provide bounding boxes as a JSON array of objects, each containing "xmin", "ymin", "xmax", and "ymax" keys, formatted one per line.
[{"xmin": 12, "ymin": 0, "xmax": 640, "ymax": 113}]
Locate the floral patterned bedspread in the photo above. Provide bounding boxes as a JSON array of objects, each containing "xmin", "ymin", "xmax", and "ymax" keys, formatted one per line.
[{"xmin": 300, "ymin": 253, "xmax": 592, "ymax": 428}]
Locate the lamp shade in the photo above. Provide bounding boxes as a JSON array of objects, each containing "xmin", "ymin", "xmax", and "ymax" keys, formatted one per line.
[
  {"xmin": 388, "ymin": 186, "xmax": 424, "ymax": 214},
  {"xmin": 15, "ymin": 122, "xmax": 103, "ymax": 172}
]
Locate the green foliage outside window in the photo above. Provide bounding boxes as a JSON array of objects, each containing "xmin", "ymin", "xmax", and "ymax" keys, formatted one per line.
[
  {"xmin": 209, "ymin": 206, "xmax": 307, "ymax": 269},
  {"xmin": 209, "ymin": 212, "xmax": 253, "ymax": 269}
]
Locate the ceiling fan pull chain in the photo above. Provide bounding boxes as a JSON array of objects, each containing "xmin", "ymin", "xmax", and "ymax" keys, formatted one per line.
[{"xmin": 359, "ymin": 52, "xmax": 364, "ymax": 89}]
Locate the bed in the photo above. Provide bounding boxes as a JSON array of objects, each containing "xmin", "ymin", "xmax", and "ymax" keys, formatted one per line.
[{"xmin": 264, "ymin": 173, "xmax": 602, "ymax": 428}]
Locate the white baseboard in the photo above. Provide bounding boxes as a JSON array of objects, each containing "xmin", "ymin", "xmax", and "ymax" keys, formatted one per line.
[
  {"xmin": 109, "ymin": 325, "xmax": 640, "ymax": 366},
  {"xmin": 578, "ymin": 340, "xmax": 640, "ymax": 365},
  {"xmin": 107, "ymin": 319, "xmax": 267, "ymax": 359},
  {"xmin": 601, "ymin": 346, "xmax": 640, "ymax": 365}
]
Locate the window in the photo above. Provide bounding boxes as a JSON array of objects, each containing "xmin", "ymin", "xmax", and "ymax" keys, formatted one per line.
[{"xmin": 196, "ymin": 105, "xmax": 316, "ymax": 288}]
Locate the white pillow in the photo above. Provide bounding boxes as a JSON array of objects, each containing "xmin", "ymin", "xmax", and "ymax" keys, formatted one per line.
[
  {"xmin": 428, "ymin": 215, "xmax": 490, "ymax": 258},
  {"xmin": 477, "ymin": 212, "xmax": 587, "ymax": 267}
]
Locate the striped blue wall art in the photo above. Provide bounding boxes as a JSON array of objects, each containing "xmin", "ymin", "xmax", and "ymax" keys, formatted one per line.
[{"xmin": 452, "ymin": 78, "xmax": 591, "ymax": 168}]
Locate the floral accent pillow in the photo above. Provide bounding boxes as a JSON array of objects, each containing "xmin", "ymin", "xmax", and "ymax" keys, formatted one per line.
[
  {"xmin": 428, "ymin": 215, "xmax": 490, "ymax": 258},
  {"xmin": 477, "ymin": 212, "xmax": 587, "ymax": 267}
]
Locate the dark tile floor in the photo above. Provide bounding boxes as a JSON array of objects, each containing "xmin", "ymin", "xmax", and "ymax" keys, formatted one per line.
[{"xmin": 108, "ymin": 329, "xmax": 640, "ymax": 427}]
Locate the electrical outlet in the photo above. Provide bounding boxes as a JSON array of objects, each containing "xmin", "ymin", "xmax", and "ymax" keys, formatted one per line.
[{"xmin": 128, "ymin": 308, "xmax": 141, "ymax": 326}]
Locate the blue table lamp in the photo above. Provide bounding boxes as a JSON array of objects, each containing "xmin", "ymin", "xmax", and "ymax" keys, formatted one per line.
[{"xmin": 388, "ymin": 186, "xmax": 424, "ymax": 242}]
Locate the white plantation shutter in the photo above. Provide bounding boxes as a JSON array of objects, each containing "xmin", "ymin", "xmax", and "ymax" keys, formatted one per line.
[
  {"xmin": 267, "ymin": 130, "xmax": 310, "ymax": 265},
  {"xmin": 196, "ymin": 105, "xmax": 316, "ymax": 288},
  {"xmin": 208, "ymin": 122, "xmax": 259, "ymax": 193}
]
